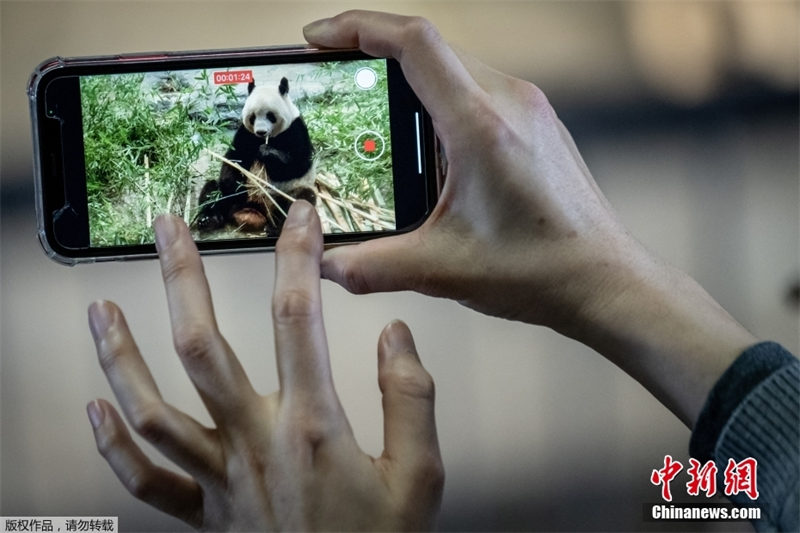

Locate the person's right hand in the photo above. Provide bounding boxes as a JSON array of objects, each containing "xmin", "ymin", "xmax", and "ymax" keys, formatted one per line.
[
  {"xmin": 305, "ymin": 11, "xmax": 758, "ymax": 428},
  {"xmin": 305, "ymin": 10, "xmax": 636, "ymax": 330}
]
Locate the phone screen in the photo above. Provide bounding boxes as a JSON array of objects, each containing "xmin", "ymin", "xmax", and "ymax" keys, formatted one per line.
[{"xmin": 30, "ymin": 49, "xmax": 436, "ymax": 264}]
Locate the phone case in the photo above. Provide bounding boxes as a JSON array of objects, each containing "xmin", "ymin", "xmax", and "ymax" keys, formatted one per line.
[
  {"xmin": 29, "ymin": 46, "xmax": 438, "ymax": 265},
  {"xmin": 29, "ymin": 46, "xmax": 344, "ymax": 265}
]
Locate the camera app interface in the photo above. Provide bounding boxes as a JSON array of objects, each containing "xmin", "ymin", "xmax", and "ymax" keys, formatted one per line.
[{"xmin": 79, "ymin": 59, "xmax": 394, "ymax": 246}]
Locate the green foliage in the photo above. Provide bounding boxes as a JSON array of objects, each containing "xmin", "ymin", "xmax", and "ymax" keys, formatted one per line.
[
  {"xmin": 300, "ymin": 60, "xmax": 394, "ymax": 207},
  {"xmin": 81, "ymin": 71, "xmax": 236, "ymax": 246}
]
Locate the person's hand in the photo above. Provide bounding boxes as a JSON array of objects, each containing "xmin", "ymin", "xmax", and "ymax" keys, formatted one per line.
[
  {"xmin": 85, "ymin": 201, "xmax": 443, "ymax": 531},
  {"xmin": 305, "ymin": 10, "xmax": 632, "ymax": 328},
  {"xmin": 304, "ymin": 11, "xmax": 757, "ymax": 427}
]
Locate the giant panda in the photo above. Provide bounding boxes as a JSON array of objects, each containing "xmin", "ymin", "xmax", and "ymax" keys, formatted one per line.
[{"xmin": 196, "ymin": 76, "xmax": 316, "ymax": 234}]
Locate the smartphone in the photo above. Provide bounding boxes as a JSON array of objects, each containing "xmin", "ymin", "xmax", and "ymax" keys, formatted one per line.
[{"xmin": 29, "ymin": 46, "xmax": 439, "ymax": 265}]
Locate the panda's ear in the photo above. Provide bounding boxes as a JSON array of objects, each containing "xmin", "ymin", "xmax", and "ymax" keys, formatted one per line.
[
  {"xmin": 247, "ymin": 81, "xmax": 256, "ymax": 95},
  {"xmin": 279, "ymin": 77, "xmax": 289, "ymax": 96}
]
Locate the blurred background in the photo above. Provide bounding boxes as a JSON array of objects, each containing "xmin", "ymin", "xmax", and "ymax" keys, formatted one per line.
[{"xmin": 2, "ymin": 1, "xmax": 797, "ymax": 531}]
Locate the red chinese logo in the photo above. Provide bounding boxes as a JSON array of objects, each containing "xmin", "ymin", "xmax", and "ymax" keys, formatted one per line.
[
  {"xmin": 651, "ymin": 456, "xmax": 758, "ymax": 501},
  {"xmin": 686, "ymin": 458, "xmax": 718, "ymax": 497},
  {"xmin": 651, "ymin": 455, "xmax": 683, "ymax": 502},
  {"xmin": 723, "ymin": 458, "xmax": 759, "ymax": 500}
]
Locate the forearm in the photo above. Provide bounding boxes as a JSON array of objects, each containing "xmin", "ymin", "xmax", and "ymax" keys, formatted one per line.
[{"xmin": 562, "ymin": 238, "xmax": 758, "ymax": 428}]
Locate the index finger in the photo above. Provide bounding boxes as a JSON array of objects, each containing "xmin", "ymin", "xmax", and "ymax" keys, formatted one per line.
[
  {"xmin": 272, "ymin": 201, "xmax": 338, "ymax": 408},
  {"xmin": 154, "ymin": 215, "xmax": 257, "ymax": 423},
  {"xmin": 303, "ymin": 10, "xmax": 482, "ymax": 130}
]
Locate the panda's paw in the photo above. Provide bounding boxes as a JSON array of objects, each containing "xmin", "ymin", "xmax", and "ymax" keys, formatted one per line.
[
  {"xmin": 233, "ymin": 208, "xmax": 267, "ymax": 232},
  {"xmin": 291, "ymin": 186, "xmax": 317, "ymax": 206},
  {"xmin": 195, "ymin": 214, "xmax": 224, "ymax": 232},
  {"xmin": 259, "ymin": 144, "xmax": 289, "ymax": 164}
]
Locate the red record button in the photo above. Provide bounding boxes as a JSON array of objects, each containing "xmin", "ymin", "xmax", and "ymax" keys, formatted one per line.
[{"xmin": 354, "ymin": 131, "xmax": 385, "ymax": 161}]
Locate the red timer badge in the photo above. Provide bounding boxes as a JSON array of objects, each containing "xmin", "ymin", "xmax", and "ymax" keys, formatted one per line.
[{"xmin": 213, "ymin": 70, "xmax": 254, "ymax": 85}]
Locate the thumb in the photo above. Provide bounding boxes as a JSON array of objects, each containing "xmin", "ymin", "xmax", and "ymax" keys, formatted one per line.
[
  {"xmin": 377, "ymin": 321, "xmax": 443, "ymax": 493},
  {"xmin": 321, "ymin": 231, "xmax": 429, "ymax": 295}
]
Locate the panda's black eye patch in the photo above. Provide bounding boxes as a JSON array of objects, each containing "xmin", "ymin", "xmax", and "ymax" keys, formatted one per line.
[
  {"xmin": 248, "ymin": 114, "xmax": 255, "ymax": 126},
  {"xmin": 266, "ymin": 112, "xmax": 277, "ymax": 124}
]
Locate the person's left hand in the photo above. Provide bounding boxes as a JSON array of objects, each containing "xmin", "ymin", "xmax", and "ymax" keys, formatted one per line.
[{"xmin": 86, "ymin": 201, "xmax": 443, "ymax": 531}]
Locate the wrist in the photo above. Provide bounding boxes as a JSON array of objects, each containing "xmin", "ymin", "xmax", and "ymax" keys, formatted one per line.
[{"xmin": 554, "ymin": 235, "xmax": 757, "ymax": 426}]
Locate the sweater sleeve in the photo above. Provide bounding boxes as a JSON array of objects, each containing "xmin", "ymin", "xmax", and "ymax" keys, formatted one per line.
[{"xmin": 690, "ymin": 342, "xmax": 800, "ymax": 532}]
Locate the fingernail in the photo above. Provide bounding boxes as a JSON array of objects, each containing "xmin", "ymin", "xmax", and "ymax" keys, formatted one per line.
[
  {"xmin": 154, "ymin": 215, "xmax": 178, "ymax": 253},
  {"xmin": 88, "ymin": 300, "xmax": 115, "ymax": 340},
  {"xmin": 284, "ymin": 200, "xmax": 314, "ymax": 229},
  {"xmin": 87, "ymin": 400, "xmax": 105, "ymax": 429},
  {"xmin": 303, "ymin": 18, "xmax": 329, "ymax": 37},
  {"xmin": 383, "ymin": 320, "xmax": 419, "ymax": 359}
]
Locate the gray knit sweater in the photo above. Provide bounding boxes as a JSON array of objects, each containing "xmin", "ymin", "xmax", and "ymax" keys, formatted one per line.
[{"xmin": 690, "ymin": 342, "xmax": 800, "ymax": 532}]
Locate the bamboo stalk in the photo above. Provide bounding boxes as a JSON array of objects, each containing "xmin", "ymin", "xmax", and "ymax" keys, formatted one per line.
[
  {"xmin": 205, "ymin": 149, "xmax": 295, "ymax": 203},
  {"xmin": 206, "ymin": 149, "xmax": 395, "ymax": 232},
  {"xmin": 316, "ymin": 172, "xmax": 341, "ymax": 189},
  {"xmin": 371, "ymin": 180, "xmax": 386, "ymax": 208},
  {"xmin": 248, "ymin": 164, "xmax": 282, "ymax": 225},
  {"xmin": 348, "ymin": 198, "xmax": 394, "ymax": 218},
  {"xmin": 319, "ymin": 197, "xmax": 346, "ymax": 232},
  {"xmin": 205, "ymin": 149, "xmax": 291, "ymax": 218},
  {"xmin": 316, "ymin": 190, "xmax": 394, "ymax": 229},
  {"xmin": 315, "ymin": 180, "xmax": 349, "ymax": 230}
]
